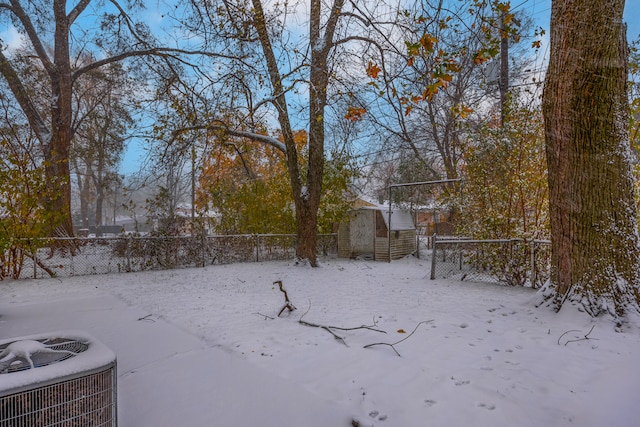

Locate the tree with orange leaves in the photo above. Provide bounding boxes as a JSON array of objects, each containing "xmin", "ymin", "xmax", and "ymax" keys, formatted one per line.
[{"xmin": 197, "ymin": 130, "xmax": 357, "ymax": 235}]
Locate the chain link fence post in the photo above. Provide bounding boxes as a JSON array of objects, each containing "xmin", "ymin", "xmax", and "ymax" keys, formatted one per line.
[
  {"xmin": 32, "ymin": 240, "xmax": 37, "ymax": 279},
  {"xmin": 430, "ymin": 234, "xmax": 437, "ymax": 280},
  {"xmin": 125, "ymin": 235, "xmax": 131, "ymax": 272},
  {"xmin": 530, "ymin": 240, "xmax": 535, "ymax": 286},
  {"xmin": 200, "ymin": 234, "xmax": 206, "ymax": 268},
  {"xmin": 70, "ymin": 239, "xmax": 75, "ymax": 276},
  {"xmin": 255, "ymin": 234, "xmax": 260, "ymax": 262}
]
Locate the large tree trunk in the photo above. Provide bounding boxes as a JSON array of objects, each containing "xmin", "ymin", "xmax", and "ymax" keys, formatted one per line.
[
  {"xmin": 45, "ymin": 116, "xmax": 74, "ymax": 238},
  {"xmin": 46, "ymin": 0, "xmax": 75, "ymax": 238},
  {"xmin": 298, "ymin": 0, "xmax": 328, "ymax": 266},
  {"xmin": 250, "ymin": 0, "xmax": 344, "ymax": 266},
  {"xmin": 250, "ymin": 0, "xmax": 308, "ymax": 262},
  {"xmin": 541, "ymin": 0, "xmax": 640, "ymax": 316}
]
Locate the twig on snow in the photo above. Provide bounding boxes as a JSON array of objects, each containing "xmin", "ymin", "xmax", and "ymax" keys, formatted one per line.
[
  {"xmin": 364, "ymin": 320, "xmax": 434, "ymax": 357},
  {"xmin": 254, "ymin": 312, "xmax": 275, "ymax": 320},
  {"xmin": 557, "ymin": 325, "xmax": 598, "ymax": 346},
  {"xmin": 137, "ymin": 314, "xmax": 155, "ymax": 322}
]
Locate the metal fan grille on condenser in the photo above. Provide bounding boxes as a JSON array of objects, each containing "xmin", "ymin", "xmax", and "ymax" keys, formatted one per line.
[
  {"xmin": 0, "ymin": 333, "xmax": 117, "ymax": 427},
  {"xmin": 0, "ymin": 338, "xmax": 89, "ymax": 374}
]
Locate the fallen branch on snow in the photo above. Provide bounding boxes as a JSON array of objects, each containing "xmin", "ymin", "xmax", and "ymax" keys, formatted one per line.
[
  {"xmin": 274, "ymin": 280, "xmax": 296, "ymax": 317},
  {"xmin": 298, "ymin": 303, "xmax": 386, "ymax": 346},
  {"xmin": 137, "ymin": 314, "xmax": 155, "ymax": 322},
  {"xmin": 364, "ymin": 320, "xmax": 434, "ymax": 357},
  {"xmin": 557, "ymin": 325, "xmax": 598, "ymax": 346}
]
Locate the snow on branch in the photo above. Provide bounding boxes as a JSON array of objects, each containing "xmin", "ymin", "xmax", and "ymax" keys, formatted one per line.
[{"xmin": 172, "ymin": 124, "xmax": 287, "ymax": 154}]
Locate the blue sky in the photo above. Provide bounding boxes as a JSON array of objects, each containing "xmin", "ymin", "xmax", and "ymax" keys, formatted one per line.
[
  {"xmin": 531, "ymin": 0, "xmax": 640, "ymax": 40},
  {"xmin": 624, "ymin": 0, "xmax": 639, "ymax": 40},
  {"xmin": 0, "ymin": 1, "xmax": 638, "ymax": 175},
  {"xmin": 119, "ymin": 0, "xmax": 640, "ymax": 175}
]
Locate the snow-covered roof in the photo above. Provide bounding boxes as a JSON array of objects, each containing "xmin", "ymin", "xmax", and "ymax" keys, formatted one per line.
[
  {"xmin": 174, "ymin": 205, "xmax": 221, "ymax": 219},
  {"xmin": 383, "ymin": 209, "xmax": 415, "ymax": 231},
  {"xmin": 352, "ymin": 206, "xmax": 416, "ymax": 230}
]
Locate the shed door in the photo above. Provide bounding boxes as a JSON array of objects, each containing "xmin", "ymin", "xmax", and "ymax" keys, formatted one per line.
[{"xmin": 350, "ymin": 211, "xmax": 374, "ymax": 255}]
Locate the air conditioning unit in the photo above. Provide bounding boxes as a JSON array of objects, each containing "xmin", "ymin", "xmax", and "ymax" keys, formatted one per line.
[{"xmin": 0, "ymin": 331, "xmax": 117, "ymax": 427}]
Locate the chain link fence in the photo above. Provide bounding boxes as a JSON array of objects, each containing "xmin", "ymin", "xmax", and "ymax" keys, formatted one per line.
[
  {"xmin": 429, "ymin": 237, "xmax": 551, "ymax": 287},
  {"xmin": 2, "ymin": 234, "xmax": 337, "ymax": 280}
]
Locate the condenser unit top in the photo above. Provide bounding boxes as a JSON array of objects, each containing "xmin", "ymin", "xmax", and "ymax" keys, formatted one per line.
[{"xmin": 0, "ymin": 330, "xmax": 116, "ymax": 396}]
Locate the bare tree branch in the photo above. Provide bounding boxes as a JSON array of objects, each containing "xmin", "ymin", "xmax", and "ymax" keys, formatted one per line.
[
  {"xmin": 297, "ymin": 301, "xmax": 386, "ymax": 346},
  {"xmin": 67, "ymin": 0, "xmax": 92, "ymax": 25},
  {"xmin": 72, "ymin": 48, "xmax": 243, "ymax": 82},
  {"xmin": 8, "ymin": 0, "xmax": 55, "ymax": 75},
  {"xmin": 0, "ymin": 49, "xmax": 50, "ymax": 144},
  {"xmin": 364, "ymin": 320, "xmax": 433, "ymax": 357}
]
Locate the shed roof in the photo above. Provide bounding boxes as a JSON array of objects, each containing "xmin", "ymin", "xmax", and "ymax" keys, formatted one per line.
[{"xmin": 353, "ymin": 206, "xmax": 416, "ymax": 231}]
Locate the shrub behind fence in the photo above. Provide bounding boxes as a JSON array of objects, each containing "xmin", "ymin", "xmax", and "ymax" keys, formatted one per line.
[
  {"xmin": 429, "ymin": 237, "xmax": 551, "ymax": 287},
  {"xmin": 4, "ymin": 234, "xmax": 337, "ymax": 280}
]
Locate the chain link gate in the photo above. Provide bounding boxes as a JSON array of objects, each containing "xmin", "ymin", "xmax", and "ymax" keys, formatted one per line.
[{"xmin": 429, "ymin": 236, "xmax": 551, "ymax": 287}]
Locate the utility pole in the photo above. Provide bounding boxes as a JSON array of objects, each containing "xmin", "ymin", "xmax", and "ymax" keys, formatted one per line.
[
  {"xmin": 499, "ymin": 11, "xmax": 509, "ymax": 126},
  {"xmin": 191, "ymin": 144, "xmax": 197, "ymax": 231},
  {"xmin": 113, "ymin": 176, "xmax": 120, "ymax": 225}
]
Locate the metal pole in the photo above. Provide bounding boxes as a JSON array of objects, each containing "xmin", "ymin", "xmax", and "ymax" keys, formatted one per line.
[
  {"xmin": 430, "ymin": 234, "xmax": 437, "ymax": 280},
  {"xmin": 33, "ymin": 242, "xmax": 37, "ymax": 279},
  {"xmin": 530, "ymin": 240, "xmax": 535, "ymax": 286},
  {"xmin": 201, "ymin": 234, "xmax": 207, "ymax": 267},
  {"xmin": 389, "ymin": 178, "xmax": 462, "ymax": 190},
  {"xmin": 126, "ymin": 235, "xmax": 131, "ymax": 272},
  {"xmin": 255, "ymin": 234, "xmax": 260, "ymax": 262}
]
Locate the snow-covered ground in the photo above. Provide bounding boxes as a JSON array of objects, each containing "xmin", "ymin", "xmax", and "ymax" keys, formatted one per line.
[{"xmin": 1, "ymin": 256, "xmax": 639, "ymax": 427}]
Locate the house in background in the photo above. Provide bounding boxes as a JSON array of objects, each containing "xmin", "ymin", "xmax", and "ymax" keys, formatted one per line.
[
  {"xmin": 338, "ymin": 204, "xmax": 416, "ymax": 261},
  {"xmin": 172, "ymin": 203, "xmax": 221, "ymax": 235},
  {"xmin": 414, "ymin": 207, "xmax": 455, "ymax": 236}
]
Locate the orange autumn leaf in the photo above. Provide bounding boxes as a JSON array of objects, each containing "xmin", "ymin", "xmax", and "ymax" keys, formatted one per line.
[
  {"xmin": 420, "ymin": 34, "xmax": 438, "ymax": 52},
  {"xmin": 366, "ymin": 61, "xmax": 382, "ymax": 79},
  {"xmin": 344, "ymin": 106, "xmax": 367, "ymax": 121}
]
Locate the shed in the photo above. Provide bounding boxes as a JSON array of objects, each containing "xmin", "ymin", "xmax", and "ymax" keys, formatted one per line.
[{"xmin": 338, "ymin": 206, "xmax": 416, "ymax": 261}]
